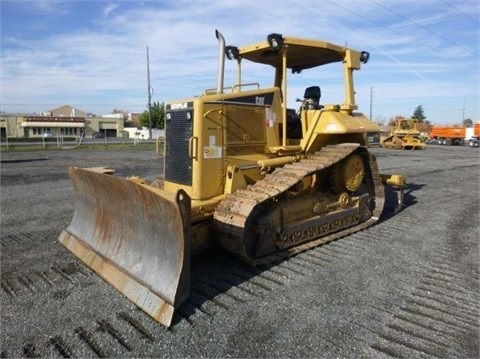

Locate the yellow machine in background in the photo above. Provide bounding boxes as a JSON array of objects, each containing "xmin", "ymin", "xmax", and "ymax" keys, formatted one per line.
[
  {"xmin": 382, "ymin": 118, "xmax": 426, "ymax": 150},
  {"xmin": 59, "ymin": 31, "xmax": 406, "ymax": 327}
]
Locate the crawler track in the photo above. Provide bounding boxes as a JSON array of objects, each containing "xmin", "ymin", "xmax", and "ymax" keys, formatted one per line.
[{"xmin": 214, "ymin": 144, "xmax": 385, "ymax": 264}]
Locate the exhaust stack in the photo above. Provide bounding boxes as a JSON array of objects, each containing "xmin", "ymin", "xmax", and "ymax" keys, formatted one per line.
[{"xmin": 215, "ymin": 29, "xmax": 225, "ymax": 94}]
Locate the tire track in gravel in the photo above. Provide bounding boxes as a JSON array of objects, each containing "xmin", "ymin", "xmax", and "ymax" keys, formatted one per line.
[
  {"xmin": 6, "ymin": 223, "xmax": 390, "ymax": 357},
  {"xmin": 370, "ymin": 256, "xmax": 479, "ymax": 358},
  {"xmin": 369, "ymin": 230, "xmax": 479, "ymax": 358},
  {"xmin": 1, "ymin": 261, "xmax": 91, "ymax": 300}
]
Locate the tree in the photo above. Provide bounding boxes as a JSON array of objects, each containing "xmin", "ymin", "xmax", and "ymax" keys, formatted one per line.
[
  {"xmin": 139, "ymin": 101, "xmax": 165, "ymax": 129},
  {"xmin": 463, "ymin": 118, "xmax": 473, "ymax": 127},
  {"xmin": 411, "ymin": 105, "xmax": 426, "ymax": 122}
]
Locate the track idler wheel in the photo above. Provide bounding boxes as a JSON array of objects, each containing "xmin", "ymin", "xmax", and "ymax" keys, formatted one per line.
[{"xmin": 331, "ymin": 154, "xmax": 365, "ymax": 193}]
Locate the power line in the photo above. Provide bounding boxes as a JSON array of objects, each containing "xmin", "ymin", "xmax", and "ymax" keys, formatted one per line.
[
  {"xmin": 443, "ymin": 0, "xmax": 480, "ymax": 26},
  {"xmin": 324, "ymin": 0, "xmax": 478, "ymax": 70},
  {"xmin": 370, "ymin": 0, "xmax": 478, "ymax": 56}
]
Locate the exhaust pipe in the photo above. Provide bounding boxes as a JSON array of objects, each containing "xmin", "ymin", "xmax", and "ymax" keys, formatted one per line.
[{"xmin": 215, "ymin": 29, "xmax": 225, "ymax": 94}]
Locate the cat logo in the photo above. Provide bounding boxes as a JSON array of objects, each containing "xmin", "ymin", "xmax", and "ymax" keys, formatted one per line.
[{"xmin": 255, "ymin": 96, "xmax": 265, "ymax": 106}]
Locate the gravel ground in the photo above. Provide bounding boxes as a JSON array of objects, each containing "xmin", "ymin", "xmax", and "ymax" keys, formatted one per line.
[{"xmin": 1, "ymin": 145, "xmax": 479, "ymax": 358}]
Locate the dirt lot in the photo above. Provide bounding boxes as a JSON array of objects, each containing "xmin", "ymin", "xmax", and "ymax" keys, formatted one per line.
[{"xmin": 1, "ymin": 145, "xmax": 479, "ymax": 358}]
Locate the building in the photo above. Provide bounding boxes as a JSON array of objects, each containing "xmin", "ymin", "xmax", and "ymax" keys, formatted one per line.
[
  {"xmin": 1, "ymin": 105, "xmax": 125, "ymax": 140},
  {"xmin": 22, "ymin": 115, "xmax": 85, "ymax": 138},
  {"xmin": 88, "ymin": 114, "xmax": 125, "ymax": 138},
  {"xmin": 46, "ymin": 105, "xmax": 86, "ymax": 118},
  {"xmin": 0, "ymin": 114, "xmax": 22, "ymax": 139}
]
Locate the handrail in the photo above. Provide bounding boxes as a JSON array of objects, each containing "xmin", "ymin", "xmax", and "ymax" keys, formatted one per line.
[
  {"xmin": 231, "ymin": 83, "xmax": 260, "ymax": 92},
  {"xmin": 204, "ymin": 83, "xmax": 260, "ymax": 95}
]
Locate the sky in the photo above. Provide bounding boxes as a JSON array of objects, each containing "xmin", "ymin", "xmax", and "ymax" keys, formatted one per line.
[{"xmin": 1, "ymin": 0, "xmax": 478, "ymax": 125}]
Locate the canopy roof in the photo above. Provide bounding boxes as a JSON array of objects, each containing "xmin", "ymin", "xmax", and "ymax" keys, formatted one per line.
[{"xmin": 237, "ymin": 36, "xmax": 348, "ymax": 72}]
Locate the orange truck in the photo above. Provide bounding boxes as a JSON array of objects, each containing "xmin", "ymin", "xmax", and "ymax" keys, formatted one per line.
[
  {"xmin": 428, "ymin": 125, "xmax": 466, "ymax": 145},
  {"xmin": 465, "ymin": 123, "xmax": 480, "ymax": 147},
  {"xmin": 428, "ymin": 123, "xmax": 480, "ymax": 146}
]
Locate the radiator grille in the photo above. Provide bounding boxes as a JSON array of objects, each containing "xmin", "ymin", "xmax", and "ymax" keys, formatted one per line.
[{"xmin": 165, "ymin": 109, "xmax": 193, "ymax": 186}]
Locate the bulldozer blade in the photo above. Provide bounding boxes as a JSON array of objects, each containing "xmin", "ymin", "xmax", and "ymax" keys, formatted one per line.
[{"xmin": 58, "ymin": 167, "xmax": 191, "ymax": 327}]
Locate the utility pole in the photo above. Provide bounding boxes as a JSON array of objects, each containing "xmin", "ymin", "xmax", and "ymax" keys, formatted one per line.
[
  {"xmin": 369, "ymin": 86, "xmax": 374, "ymax": 121},
  {"xmin": 147, "ymin": 46, "xmax": 153, "ymax": 140}
]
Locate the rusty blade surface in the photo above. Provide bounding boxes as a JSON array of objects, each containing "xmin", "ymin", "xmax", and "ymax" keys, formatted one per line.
[{"xmin": 59, "ymin": 167, "xmax": 190, "ymax": 327}]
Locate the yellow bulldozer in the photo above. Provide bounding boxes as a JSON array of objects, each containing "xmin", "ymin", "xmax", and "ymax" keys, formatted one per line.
[
  {"xmin": 381, "ymin": 118, "xmax": 426, "ymax": 150},
  {"xmin": 59, "ymin": 31, "xmax": 406, "ymax": 327}
]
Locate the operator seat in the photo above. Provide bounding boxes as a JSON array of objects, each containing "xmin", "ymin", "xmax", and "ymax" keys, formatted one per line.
[{"xmin": 303, "ymin": 86, "xmax": 323, "ymax": 109}]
